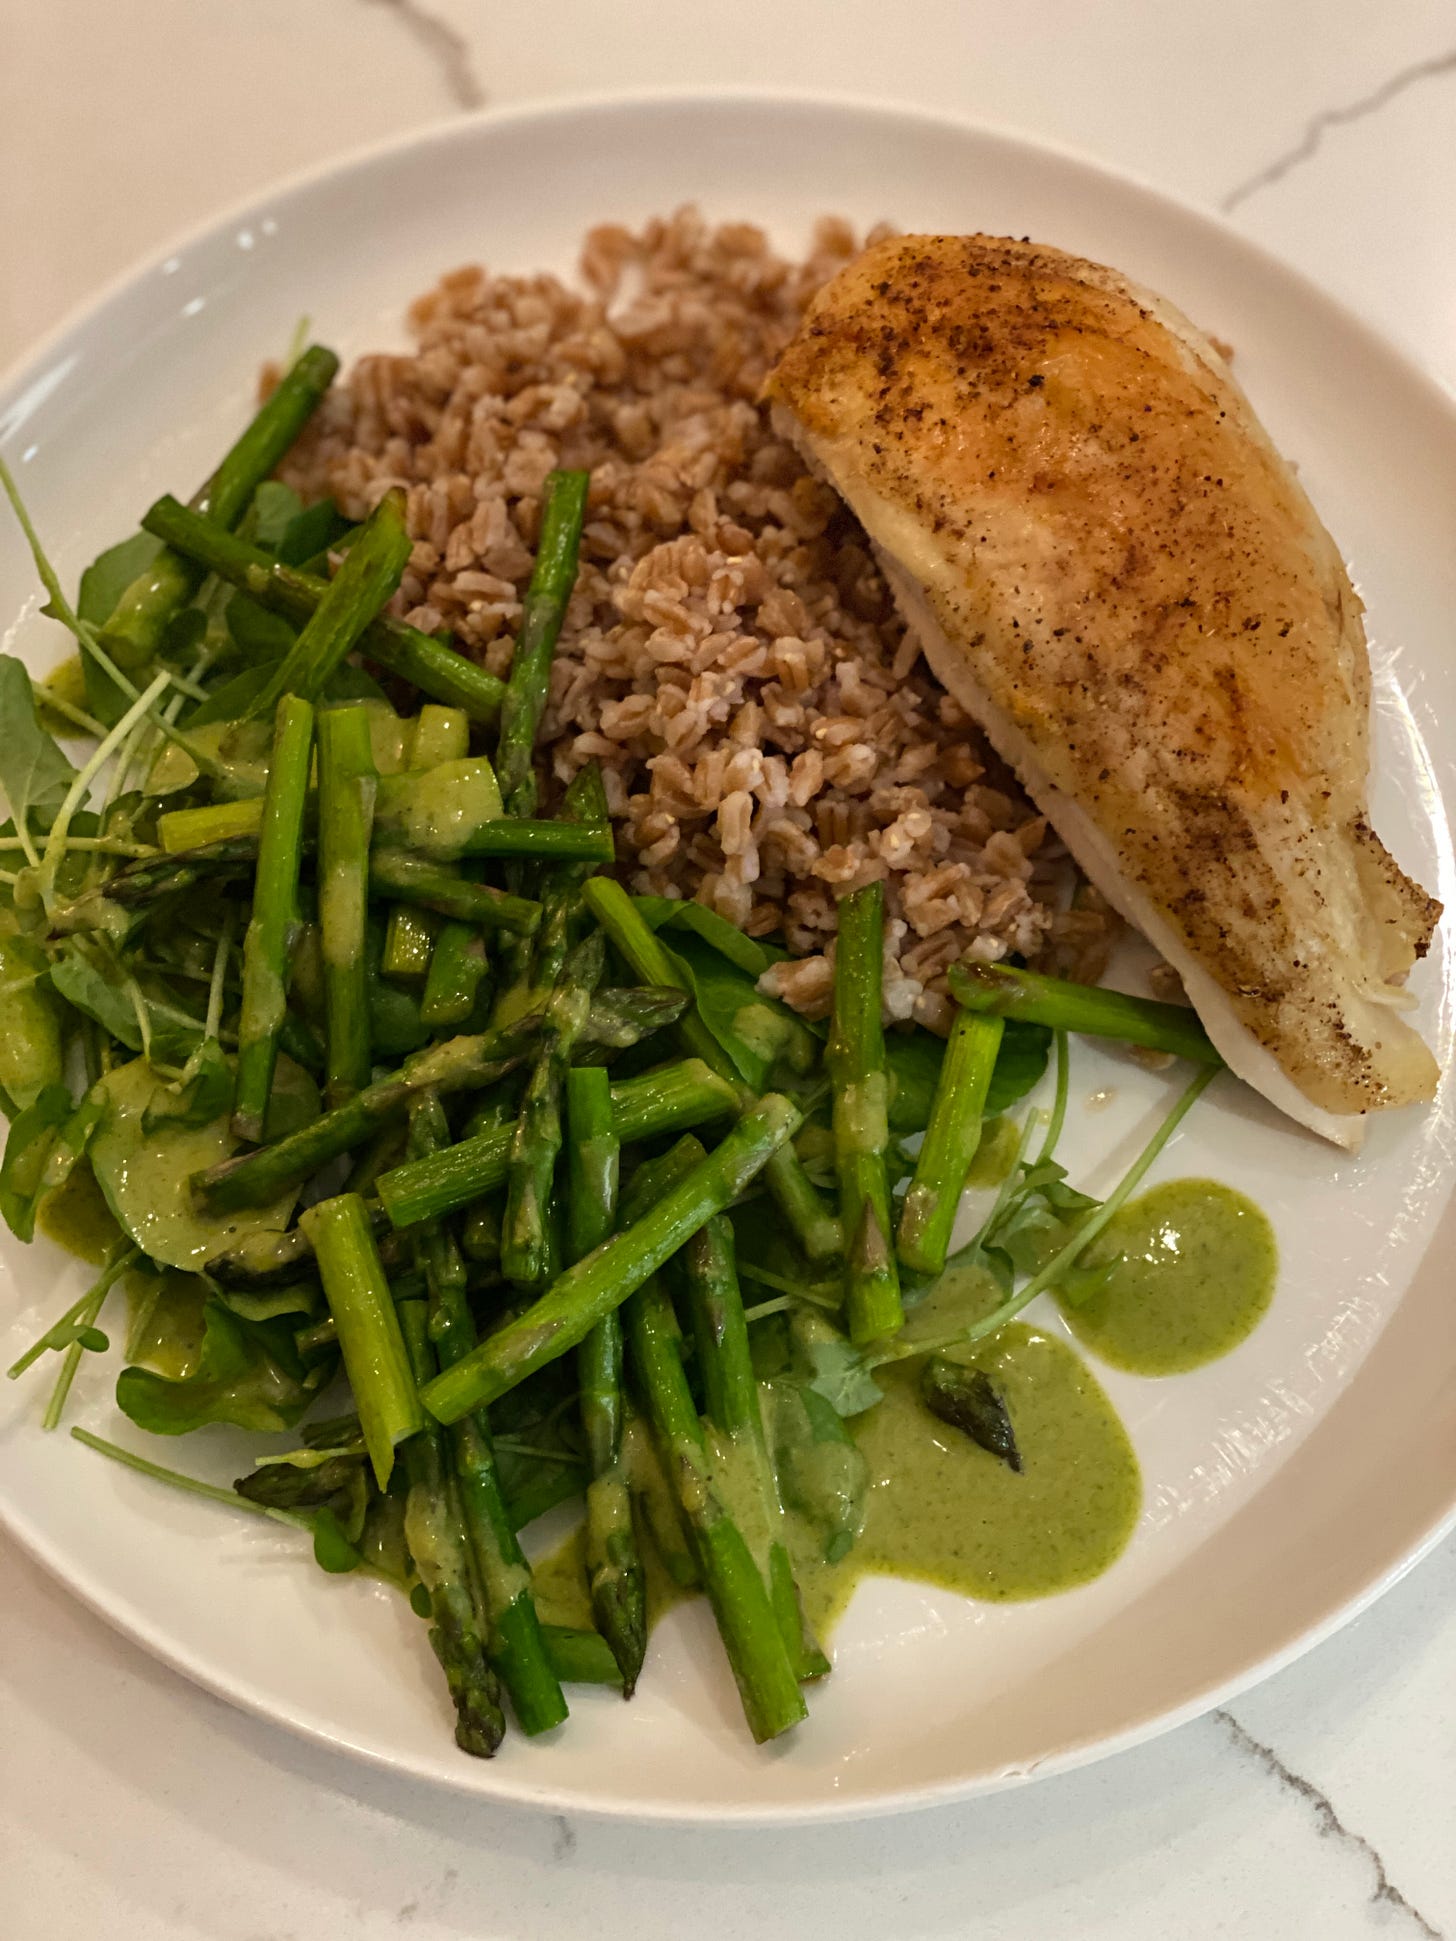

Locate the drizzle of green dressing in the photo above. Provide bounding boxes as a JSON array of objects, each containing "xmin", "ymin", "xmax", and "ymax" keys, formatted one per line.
[
  {"xmin": 793, "ymin": 1325, "xmax": 1141, "ymax": 1632},
  {"xmin": 36, "ymin": 1161, "xmax": 123, "ymax": 1265},
  {"xmin": 1056, "ymin": 1177, "xmax": 1276, "ymax": 1375}
]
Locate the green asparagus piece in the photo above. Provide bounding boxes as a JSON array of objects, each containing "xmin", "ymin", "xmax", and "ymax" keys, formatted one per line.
[
  {"xmin": 566, "ymin": 1065, "xmax": 644, "ymax": 1695},
  {"xmin": 197, "ymin": 989, "xmax": 685, "ymax": 1212},
  {"xmin": 829, "ymin": 882, "xmax": 902, "ymax": 1344},
  {"xmin": 397, "ymin": 1299, "xmax": 507, "ymax": 1757},
  {"xmin": 142, "ymin": 493, "xmax": 506, "ymax": 722},
  {"xmin": 381, "ymin": 905, "xmax": 439, "ymax": 980},
  {"xmin": 408, "ymin": 1094, "xmax": 567, "ymax": 1736},
  {"xmin": 947, "ymin": 960, "xmax": 1222, "ymax": 1064},
  {"xmin": 420, "ymin": 1093, "xmax": 802, "ymax": 1421},
  {"xmin": 101, "ymin": 346, "xmax": 339, "ymax": 668},
  {"xmin": 495, "ymin": 470, "xmax": 590, "ymax": 819},
  {"xmin": 407, "ymin": 705, "xmax": 469, "ymax": 767},
  {"xmin": 316, "ymin": 705, "xmax": 378, "ymax": 1105},
  {"xmin": 627, "ymin": 1273, "xmax": 807, "ymax": 1742},
  {"xmin": 502, "ymin": 933, "xmax": 603, "ymax": 1288},
  {"xmin": 300, "ymin": 1193, "xmax": 423, "ymax": 1488},
  {"xmin": 377, "ymin": 1055, "xmax": 739, "ymax": 1230},
  {"xmin": 679, "ymin": 1207, "xmax": 829, "ymax": 1681},
  {"xmin": 896, "ymin": 1010, "xmax": 1005, "ymax": 1278},
  {"xmin": 250, "ymin": 488, "xmax": 412, "ymax": 718},
  {"xmin": 421, "ymin": 922, "xmax": 488, "ymax": 1029},
  {"xmin": 369, "ymin": 851, "xmax": 541, "ymax": 936},
  {"xmin": 581, "ymin": 875, "xmax": 840, "ymax": 1264},
  {"xmin": 233, "ymin": 695, "xmax": 314, "ymax": 1142}
]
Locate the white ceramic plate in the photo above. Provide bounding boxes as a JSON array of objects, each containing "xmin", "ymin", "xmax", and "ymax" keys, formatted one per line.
[{"xmin": 2, "ymin": 92, "xmax": 1454, "ymax": 1825}]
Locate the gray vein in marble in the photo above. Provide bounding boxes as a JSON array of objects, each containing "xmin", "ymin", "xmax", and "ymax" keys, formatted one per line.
[
  {"xmin": 1222, "ymin": 48, "xmax": 1456, "ymax": 211},
  {"xmin": 361, "ymin": 0, "xmax": 486, "ymax": 111},
  {"xmin": 1214, "ymin": 1710, "xmax": 1442, "ymax": 1938}
]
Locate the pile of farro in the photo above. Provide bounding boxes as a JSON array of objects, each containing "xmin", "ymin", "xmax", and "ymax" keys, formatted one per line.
[{"xmin": 282, "ymin": 208, "xmax": 1110, "ymax": 1031}]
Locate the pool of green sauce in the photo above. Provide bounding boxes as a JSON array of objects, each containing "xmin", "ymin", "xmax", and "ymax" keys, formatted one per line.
[{"xmin": 1056, "ymin": 1177, "xmax": 1277, "ymax": 1376}]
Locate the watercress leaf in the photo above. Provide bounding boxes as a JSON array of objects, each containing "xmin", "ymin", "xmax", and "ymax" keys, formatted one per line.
[
  {"xmin": 117, "ymin": 1297, "xmax": 323, "ymax": 1434},
  {"xmin": 311, "ymin": 1504, "xmax": 365, "ymax": 1573},
  {"xmin": 143, "ymin": 1037, "xmax": 234, "ymax": 1132},
  {"xmin": 885, "ymin": 1028, "xmax": 945, "ymax": 1135},
  {"xmin": 769, "ymin": 1379, "xmax": 869, "ymax": 1562},
  {"xmin": 89, "ymin": 1055, "xmax": 314, "ymax": 1271},
  {"xmin": 0, "ymin": 655, "xmax": 78, "ymax": 832},
  {"xmin": 323, "ymin": 660, "xmax": 389, "ymax": 705},
  {"xmin": 803, "ymin": 1335, "xmax": 884, "ymax": 1418},
  {"xmin": 0, "ymin": 1083, "xmax": 74, "ymax": 1240},
  {"xmin": 277, "ymin": 497, "xmax": 349, "ymax": 568},
  {"xmin": 409, "ymin": 1580, "xmax": 434, "ymax": 1619},
  {"xmin": 632, "ymin": 894, "xmax": 786, "ymax": 976},
  {"xmin": 77, "ymin": 1326, "xmax": 109, "ymax": 1353},
  {"xmin": 1053, "ymin": 1256, "xmax": 1119, "ymax": 1310},
  {"xmin": 225, "ymin": 591, "xmax": 296, "ymax": 663},
  {"xmin": 77, "ymin": 533, "xmax": 163, "ymax": 628},
  {"xmin": 247, "ymin": 481, "xmax": 305, "ymax": 551},
  {"xmin": 668, "ymin": 931, "xmax": 819, "ymax": 1092},
  {"xmin": 213, "ymin": 1281, "xmax": 321, "ymax": 1325},
  {"xmin": 984, "ymin": 1018, "xmax": 1052, "ymax": 1116},
  {"xmin": 182, "ymin": 663, "xmax": 281, "ymax": 729}
]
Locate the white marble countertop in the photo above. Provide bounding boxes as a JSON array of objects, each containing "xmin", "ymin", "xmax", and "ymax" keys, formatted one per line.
[{"xmin": 3, "ymin": 4, "xmax": 1454, "ymax": 1936}]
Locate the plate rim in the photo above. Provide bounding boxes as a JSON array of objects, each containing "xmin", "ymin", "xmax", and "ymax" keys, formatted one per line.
[{"xmin": 2, "ymin": 83, "xmax": 1454, "ymax": 1826}]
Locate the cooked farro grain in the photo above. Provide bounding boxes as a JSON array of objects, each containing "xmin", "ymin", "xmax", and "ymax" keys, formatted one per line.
[{"xmin": 280, "ymin": 208, "xmax": 1108, "ymax": 1029}]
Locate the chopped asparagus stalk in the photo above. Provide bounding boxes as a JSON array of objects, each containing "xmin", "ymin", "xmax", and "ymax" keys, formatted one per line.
[
  {"xmin": 495, "ymin": 470, "xmax": 590, "ymax": 818},
  {"xmin": 947, "ymin": 961, "xmax": 1222, "ymax": 1065},
  {"xmin": 300, "ymin": 1193, "xmax": 423, "ymax": 1489},
  {"xmin": 407, "ymin": 1094, "xmax": 567, "ymax": 1736},
  {"xmin": 566, "ymin": 1064, "xmax": 644, "ymax": 1695},
  {"xmin": 396, "ymin": 1299, "xmax": 507, "ymax": 1757},
  {"xmin": 829, "ymin": 882, "xmax": 902, "ymax": 1344},
  {"xmin": 249, "ymin": 489, "xmax": 413, "ymax": 719},
  {"xmin": 233, "ymin": 694, "xmax": 314, "ymax": 1143},
  {"xmin": 316, "ymin": 704, "xmax": 378, "ymax": 1105},
  {"xmin": 503, "ymin": 932, "xmax": 604, "ymax": 1288},
  {"xmin": 369, "ymin": 851, "xmax": 541, "ymax": 936},
  {"xmin": 628, "ymin": 1273, "xmax": 807, "ymax": 1743},
  {"xmin": 896, "ymin": 1010, "xmax": 1005, "ymax": 1278}
]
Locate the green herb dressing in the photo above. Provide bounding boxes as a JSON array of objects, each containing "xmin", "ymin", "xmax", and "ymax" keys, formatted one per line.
[
  {"xmin": 792, "ymin": 1325, "xmax": 1141, "ymax": 1630},
  {"xmin": 1056, "ymin": 1178, "xmax": 1276, "ymax": 1375}
]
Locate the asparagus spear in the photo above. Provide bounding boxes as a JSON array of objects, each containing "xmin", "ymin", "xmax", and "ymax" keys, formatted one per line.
[
  {"xmin": 566, "ymin": 1065, "xmax": 644, "ymax": 1694},
  {"xmin": 502, "ymin": 933, "xmax": 603, "ymax": 1288},
  {"xmin": 627, "ymin": 1273, "xmax": 807, "ymax": 1743},
  {"xmin": 396, "ymin": 1299, "xmax": 508, "ymax": 1757},
  {"xmin": 581, "ymin": 876, "xmax": 841, "ymax": 1264},
  {"xmin": 369, "ymin": 851, "xmax": 541, "ymax": 936},
  {"xmin": 946, "ymin": 961, "xmax": 1222, "ymax": 1065},
  {"xmin": 377, "ymin": 1055, "xmax": 739, "ymax": 1231},
  {"xmin": 316, "ymin": 704, "xmax": 378, "ymax": 1105},
  {"xmin": 101, "ymin": 345, "xmax": 339, "ymax": 669},
  {"xmin": 142, "ymin": 493, "xmax": 506, "ymax": 723},
  {"xmin": 300, "ymin": 1193, "xmax": 423, "ymax": 1488},
  {"xmin": 678, "ymin": 1206, "xmax": 829, "ymax": 1682},
  {"xmin": 494, "ymin": 470, "xmax": 590, "ymax": 819},
  {"xmin": 829, "ymin": 882, "xmax": 902, "ymax": 1344},
  {"xmin": 197, "ymin": 989, "xmax": 685, "ymax": 1211},
  {"xmin": 233, "ymin": 695, "xmax": 314, "ymax": 1142},
  {"xmin": 408, "ymin": 1094, "xmax": 567, "ymax": 1736},
  {"xmin": 421, "ymin": 922, "xmax": 488, "ymax": 1030},
  {"xmin": 250, "ymin": 490, "xmax": 413, "ymax": 719},
  {"xmin": 896, "ymin": 1010, "xmax": 1005, "ymax": 1278},
  {"xmin": 420, "ymin": 1093, "xmax": 801, "ymax": 1421}
]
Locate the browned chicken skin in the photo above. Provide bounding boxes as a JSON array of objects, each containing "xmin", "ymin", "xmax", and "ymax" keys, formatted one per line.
[{"xmin": 765, "ymin": 233, "xmax": 1440, "ymax": 1146}]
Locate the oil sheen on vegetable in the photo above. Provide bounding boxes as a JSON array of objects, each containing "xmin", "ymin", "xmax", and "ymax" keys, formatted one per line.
[{"xmin": 1056, "ymin": 1177, "xmax": 1277, "ymax": 1375}]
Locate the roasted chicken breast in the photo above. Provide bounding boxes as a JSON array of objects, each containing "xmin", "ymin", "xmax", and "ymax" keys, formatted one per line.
[{"xmin": 765, "ymin": 233, "xmax": 1440, "ymax": 1148}]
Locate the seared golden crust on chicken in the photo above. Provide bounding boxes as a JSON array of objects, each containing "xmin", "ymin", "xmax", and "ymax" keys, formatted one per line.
[{"xmin": 765, "ymin": 233, "xmax": 1439, "ymax": 1142}]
